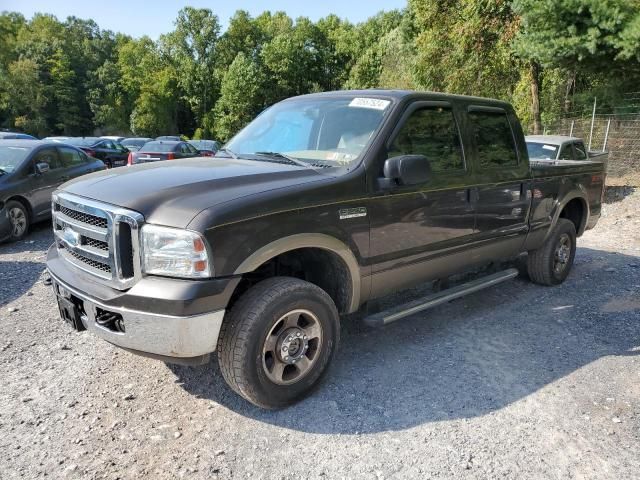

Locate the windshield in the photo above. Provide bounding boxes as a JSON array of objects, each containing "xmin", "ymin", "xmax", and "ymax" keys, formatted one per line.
[
  {"xmin": 527, "ymin": 142, "xmax": 558, "ymax": 160},
  {"xmin": 141, "ymin": 142, "xmax": 177, "ymax": 152},
  {"xmin": 222, "ymin": 96, "xmax": 391, "ymax": 167},
  {"xmin": 0, "ymin": 145, "xmax": 31, "ymax": 173},
  {"xmin": 66, "ymin": 137, "xmax": 100, "ymax": 147}
]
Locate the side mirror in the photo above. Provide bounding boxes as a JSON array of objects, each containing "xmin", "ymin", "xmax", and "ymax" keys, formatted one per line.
[
  {"xmin": 35, "ymin": 162, "xmax": 50, "ymax": 174},
  {"xmin": 379, "ymin": 154, "xmax": 431, "ymax": 188}
]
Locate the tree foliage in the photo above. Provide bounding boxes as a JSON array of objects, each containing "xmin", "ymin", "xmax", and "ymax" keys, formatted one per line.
[{"xmin": 0, "ymin": 2, "xmax": 638, "ymax": 139}]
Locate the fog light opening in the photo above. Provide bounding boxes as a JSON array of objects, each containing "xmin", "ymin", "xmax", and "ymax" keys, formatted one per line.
[{"xmin": 95, "ymin": 308, "xmax": 125, "ymax": 333}]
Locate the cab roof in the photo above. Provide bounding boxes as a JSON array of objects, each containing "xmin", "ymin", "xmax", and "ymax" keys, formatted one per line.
[{"xmin": 287, "ymin": 89, "xmax": 513, "ymax": 109}]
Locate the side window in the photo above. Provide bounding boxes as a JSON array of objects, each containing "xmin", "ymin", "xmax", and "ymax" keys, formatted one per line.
[
  {"xmin": 102, "ymin": 140, "xmax": 114, "ymax": 149},
  {"xmin": 58, "ymin": 147, "xmax": 84, "ymax": 167},
  {"xmin": 187, "ymin": 143, "xmax": 198, "ymax": 154},
  {"xmin": 574, "ymin": 142, "xmax": 587, "ymax": 160},
  {"xmin": 468, "ymin": 110, "xmax": 518, "ymax": 168},
  {"xmin": 558, "ymin": 144, "xmax": 573, "ymax": 160},
  {"xmin": 180, "ymin": 143, "xmax": 191, "ymax": 154},
  {"xmin": 389, "ymin": 106, "xmax": 464, "ymax": 173},
  {"xmin": 33, "ymin": 148, "xmax": 62, "ymax": 171}
]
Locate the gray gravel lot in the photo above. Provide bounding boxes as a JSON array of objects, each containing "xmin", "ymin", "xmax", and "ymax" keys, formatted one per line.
[{"xmin": 1, "ymin": 189, "xmax": 639, "ymax": 479}]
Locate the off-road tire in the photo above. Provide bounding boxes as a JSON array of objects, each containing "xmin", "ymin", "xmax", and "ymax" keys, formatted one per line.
[
  {"xmin": 217, "ymin": 277, "xmax": 340, "ymax": 409},
  {"xmin": 527, "ymin": 218, "xmax": 577, "ymax": 286}
]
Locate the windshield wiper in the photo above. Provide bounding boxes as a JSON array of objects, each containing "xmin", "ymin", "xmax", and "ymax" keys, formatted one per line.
[
  {"xmin": 254, "ymin": 151, "xmax": 310, "ymax": 168},
  {"xmin": 216, "ymin": 148, "xmax": 238, "ymax": 159}
]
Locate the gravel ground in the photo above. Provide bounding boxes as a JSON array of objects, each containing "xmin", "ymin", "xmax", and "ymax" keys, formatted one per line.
[{"xmin": 1, "ymin": 189, "xmax": 639, "ymax": 480}]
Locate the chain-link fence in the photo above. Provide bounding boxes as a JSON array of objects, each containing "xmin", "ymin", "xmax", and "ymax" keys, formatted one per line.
[{"xmin": 545, "ymin": 114, "xmax": 640, "ymax": 184}]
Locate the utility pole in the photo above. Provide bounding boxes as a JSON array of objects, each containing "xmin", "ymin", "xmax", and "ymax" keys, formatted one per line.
[{"xmin": 588, "ymin": 97, "xmax": 597, "ymax": 150}]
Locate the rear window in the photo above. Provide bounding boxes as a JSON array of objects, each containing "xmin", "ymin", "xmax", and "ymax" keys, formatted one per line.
[
  {"xmin": 66, "ymin": 137, "xmax": 100, "ymax": 147},
  {"xmin": 527, "ymin": 142, "xmax": 558, "ymax": 160},
  {"xmin": 469, "ymin": 110, "xmax": 518, "ymax": 168},
  {"xmin": 141, "ymin": 142, "xmax": 177, "ymax": 152},
  {"xmin": 122, "ymin": 138, "xmax": 149, "ymax": 147}
]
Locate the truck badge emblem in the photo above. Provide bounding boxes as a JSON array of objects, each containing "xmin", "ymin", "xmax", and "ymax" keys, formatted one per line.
[
  {"xmin": 62, "ymin": 226, "xmax": 81, "ymax": 247},
  {"xmin": 339, "ymin": 207, "xmax": 367, "ymax": 220}
]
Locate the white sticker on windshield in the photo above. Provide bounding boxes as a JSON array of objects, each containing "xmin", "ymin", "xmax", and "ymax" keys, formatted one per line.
[
  {"xmin": 542, "ymin": 145, "xmax": 556, "ymax": 151},
  {"xmin": 349, "ymin": 98, "xmax": 390, "ymax": 110}
]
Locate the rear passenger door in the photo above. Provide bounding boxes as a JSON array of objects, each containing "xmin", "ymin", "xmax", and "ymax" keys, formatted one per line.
[{"xmin": 467, "ymin": 106, "xmax": 531, "ymax": 255}]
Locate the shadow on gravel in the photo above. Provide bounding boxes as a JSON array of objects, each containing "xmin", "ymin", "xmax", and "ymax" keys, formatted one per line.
[
  {"xmin": 169, "ymin": 247, "xmax": 640, "ymax": 434},
  {"xmin": 0, "ymin": 223, "xmax": 52, "ymax": 306},
  {"xmin": 604, "ymin": 185, "xmax": 636, "ymax": 203},
  {"xmin": 0, "ymin": 260, "xmax": 46, "ymax": 305}
]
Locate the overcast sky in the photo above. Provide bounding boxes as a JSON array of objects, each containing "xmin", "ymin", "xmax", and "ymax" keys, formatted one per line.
[{"xmin": 4, "ymin": 0, "xmax": 407, "ymax": 38}]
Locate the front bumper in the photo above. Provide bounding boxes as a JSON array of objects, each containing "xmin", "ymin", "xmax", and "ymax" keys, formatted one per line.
[
  {"xmin": 47, "ymin": 245, "xmax": 239, "ymax": 360},
  {"xmin": 0, "ymin": 204, "xmax": 12, "ymax": 241}
]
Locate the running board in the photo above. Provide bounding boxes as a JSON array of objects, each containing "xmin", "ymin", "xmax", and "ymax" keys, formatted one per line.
[{"xmin": 363, "ymin": 268, "xmax": 519, "ymax": 327}]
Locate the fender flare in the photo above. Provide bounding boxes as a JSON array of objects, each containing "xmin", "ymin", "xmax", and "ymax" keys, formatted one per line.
[
  {"xmin": 547, "ymin": 190, "xmax": 590, "ymax": 240},
  {"xmin": 234, "ymin": 233, "xmax": 361, "ymax": 313}
]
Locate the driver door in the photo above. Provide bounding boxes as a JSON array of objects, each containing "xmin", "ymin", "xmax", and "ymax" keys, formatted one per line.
[
  {"xmin": 368, "ymin": 101, "xmax": 477, "ymax": 298},
  {"xmin": 29, "ymin": 147, "xmax": 64, "ymax": 218}
]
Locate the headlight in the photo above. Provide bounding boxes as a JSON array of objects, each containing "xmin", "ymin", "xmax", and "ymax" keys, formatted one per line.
[{"xmin": 141, "ymin": 224, "xmax": 211, "ymax": 278}]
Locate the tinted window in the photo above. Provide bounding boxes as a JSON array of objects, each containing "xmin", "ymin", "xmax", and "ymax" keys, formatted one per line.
[
  {"xmin": 558, "ymin": 144, "xmax": 573, "ymax": 160},
  {"xmin": 33, "ymin": 148, "xmax": 62, "ymax": 170},
  {"xmin": 574, "ymin": 142, "xmax": 587, "ymax": 160},
  {"xmin": 58, "ymin": 147, "xmax": 85, "ymax": 167},
  {"xmin": 180, "ymin": 143, "xmax": 190, "ymax": 154},
  {"xmin": 469, "ymin": 110, "xmax": 518, "ymax": 168},
  {"xmin": 389, "ymin": 106, "xmax": 464, "ymax": 172}
]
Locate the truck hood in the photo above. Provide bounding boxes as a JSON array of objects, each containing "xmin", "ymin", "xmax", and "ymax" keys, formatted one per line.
[{"xmin": 61, "ymin": 157, "xmax": 326, "ymax": 228}]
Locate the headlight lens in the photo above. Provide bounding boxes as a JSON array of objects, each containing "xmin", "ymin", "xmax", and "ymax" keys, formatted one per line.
[{"xmin": 141, "ymin": 224, "xmax": 211, "ymax": 278}]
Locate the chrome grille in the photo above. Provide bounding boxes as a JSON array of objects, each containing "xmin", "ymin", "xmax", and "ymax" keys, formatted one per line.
[
  {"xmin": 68, "ymin": 249, "xmax": 112, "ymax": 273},
  {"xmin": 59, "ymin": 205, "xmax": 108, "ymax": 228},
  {"xmin": 52, "ymin": 192, "xmax": 144, "ymax": 290},
  {"xmin": 82, "ymin": 236, "xmax": 109, "ymax": 251}
]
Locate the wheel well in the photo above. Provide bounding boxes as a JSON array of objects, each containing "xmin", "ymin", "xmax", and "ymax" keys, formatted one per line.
[
  {"xmin": 5, "ymin": 196, "xmax": 33, "ymax": 223},
  {"xmin": 559, "ymin": 198, "xmax": 586, "ymax": 235},
  {"xmin": 228, "ymin": 248, "xmax": 353, "ymax": 314}
]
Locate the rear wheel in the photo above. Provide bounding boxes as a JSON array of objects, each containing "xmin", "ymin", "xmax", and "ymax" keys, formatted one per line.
[
  {"xmin": 217, "ymin": 277, "xmax": 339, "ymax": 409},
  {"xmin": 6, "ymin": 200, "xmax": 29, "ymax": 241},
  {"xmin": 527, "ymin": 218, "xmax": 576, "ymax": 286}
]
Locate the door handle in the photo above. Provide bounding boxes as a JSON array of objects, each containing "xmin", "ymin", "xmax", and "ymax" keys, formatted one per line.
[{"xmin": 467, "ymin": 187, "xmax": 479, "ymax": 204}]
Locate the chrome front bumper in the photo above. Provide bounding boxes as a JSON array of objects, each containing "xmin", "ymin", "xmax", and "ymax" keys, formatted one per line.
[{"xmin": 49, "ymin": 270, "xmax": 225, "ymax": 359}]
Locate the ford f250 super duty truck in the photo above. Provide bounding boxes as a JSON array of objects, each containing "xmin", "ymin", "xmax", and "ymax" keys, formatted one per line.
[{"xmin": 46, "ymin": 90, "xmax": 606, "ymax": 408}]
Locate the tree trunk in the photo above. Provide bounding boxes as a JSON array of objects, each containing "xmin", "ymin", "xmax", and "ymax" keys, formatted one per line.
[
  {"xmin": 563, "ymin": 71, "xmax": 575, "ymax": 115},
  {"xmin": 530, "ymin": 61, "xmax": 542, "ymax": 134}
]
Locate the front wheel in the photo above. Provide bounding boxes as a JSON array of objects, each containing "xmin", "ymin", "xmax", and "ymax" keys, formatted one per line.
[
  {"xmin": 6, "ymin": 200, "xmax": 30, "ymax": 241},
  {"xmin": 217, "ymin": 277, "xmax": 340, "ymax": 409},
  {"xmin": 527, "ymin": 218, "xmax": 577, "ymax": 286}
]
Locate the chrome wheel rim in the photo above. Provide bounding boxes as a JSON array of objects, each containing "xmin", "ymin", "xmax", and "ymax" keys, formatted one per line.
[
  {"xmin": 262, "ymin": 309, "xmax": 323, "ymax": 385},
  {"xmin": 553, "ymin": 233, "xmax": 571, "ymax": 274},
  {"xmin": 9, "ymin": 207, "xmax": 27, "ymax": 237}
]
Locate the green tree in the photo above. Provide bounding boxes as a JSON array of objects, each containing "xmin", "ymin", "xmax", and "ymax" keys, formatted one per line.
[
  {"xmin": 162, "ymin": 7, "xmax": 220, "ymax": 136},
  {"xmin": 4, "ymin": 58, "xmax": 47, "ymax": 135},
  {"xmin": 214, "ymin": 52, "xmax": 265, "ymax": 141}
]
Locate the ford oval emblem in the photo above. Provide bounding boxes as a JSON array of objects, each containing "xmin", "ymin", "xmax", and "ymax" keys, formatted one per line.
[{"xmin": 62, "ymin": 226, "xmax": 81, "ymax": 247}]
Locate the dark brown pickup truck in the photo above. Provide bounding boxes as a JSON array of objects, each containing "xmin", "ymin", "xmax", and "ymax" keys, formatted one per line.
[{"xmin": 46, "ymin": 90, "xmax": 605, "ymax": 408}]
